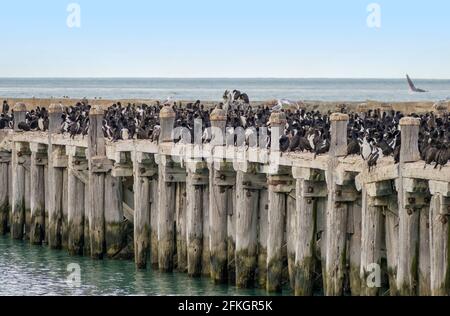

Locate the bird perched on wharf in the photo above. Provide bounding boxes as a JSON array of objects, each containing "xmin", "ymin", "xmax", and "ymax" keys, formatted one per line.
[
  {"xmin": 2, "ymin": 100, "xmax": 10, "ymax": 114},
  {"xmin": 0, "ymin": 112, "xmax": 14, "ymax": 130},
  {"xmin": 60, "ymin": 101, "xmax": 90, "ymax": 137},
  {"xmin": 15, "ymin": 107, "xmax": 49, "ymax": 132}
]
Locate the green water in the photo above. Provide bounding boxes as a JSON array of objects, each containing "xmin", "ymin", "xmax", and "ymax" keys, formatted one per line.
[{"xmin": 0, "ymin": 236, "xmax": 273, "ymax": 296}]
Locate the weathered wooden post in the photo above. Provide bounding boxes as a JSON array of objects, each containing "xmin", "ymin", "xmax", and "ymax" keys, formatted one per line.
[
  {"xmin": 47, "ymin": 103, "xmax": 65, "ymax": 249},
  {"xmin": 134, "ymin": 152, "xmax": 157, "ymax": 269},
  {"xmin": 202, "ymin": 182, "xmax": 211, "ymax": 276},
  {"xmin": 8, "ymin": 161, "xmax": 12, "ymax": 233},
  {"xmin": 61, "ymin": 169, "xmax": 69, "ymax": 248},
  {"xmin": 358, "ymin": 179, "xmax": 396, "ymax": 296},
  {"xmin": 67, "ymin": 147, "xmax": 86, "ymax": 256},
  {"xmin": 429, "ymin": 181, "xmax": 450, "ymax": 296},
  {"xmin": 397, "ymin": 117, "xmax": 421, "ymax": 295},
  {"xmin": 0, "ymin": 150, "xmax": 11, "ymax": 235},
  {"xmin": 66, "ymin": 146, "xmax": 89, "ymax": 256},
  {"xmin": 133, "ymin": 154, "xmax": 151, "ymax": 269},
  {"xmin": 176, "ymin": 182, "xmax": 188, "ymax": 272},
  {"xmin": 88, "ymin": 105, "xmax": 107, "ymax": 259},
  {"xmin": 400, "ymin": 178, "xmax": 432, "ymax": 296},
  {"xmin": 158, "ymin": 105, "xmax": 177, "ymax": 272},
  {"xmin": 286, "ymin": 192, "xmax": 297, "ymax": 290},
  {"xmin": 227, "ymin": 184, "xmax": 236, "ymax": 284},
  {"xmin": 107, "ymin": 153, "xmax": 133, "ymax": 260},
  {"xmin": 348, "ymin": 195, "xmax": 362, "ymax": 295},
  {"xmin": 360, "ymin": 186, "xmax": 384, "ymax": 296},
  {"xmin": 43, "ymin": 165, "xmax": 48, "ymax": 244},
  {"xmin": 292, "ymin": 167, "xmax": 325, "ymax": 296},
  {"xmin": 208, "ymin": 107, "xmax": 229, "ymax": 283},
  {"xmin": 257, "ymin": 188, "xmax": 269, "ymax": 289},
  {"xmin": 385, "ymin": 197, "xmax": 399, "ymax": 296},
  {"xmin": 84, "ymin": 180, "xmax": 91, "ymax": 256},
  {"xmin": 418, "ymin": 201, "xmax": 431, "ymax": 296},
  {"xmin": 104, "ymin": 173, "xmax": 125, "ymax": 258},
  {"xmin": 11, "ymin": 103, "xmax": 28, "ymax": 240},
  {"xmin": 29, "ymin": 143, "xmax": 47, "ymax": 245},
  {"xmin": 266, "ymin": 111, "xmax": 291, "ymax": 293},
  {"xmin": 186, "ymin": 161, "xmax": 208, "ymax": 277},
  {"xmin": 324, "ymin": 113, "xmax": 349, "ymax": 296},
  {"xmin": 24, "ymin": 164, "xmax": 31, "ymax": 240},
  {"xmin": 150, "ymin": 177, "xmax": 159, "ymax": 269},
  {"xmin": 13, "ymin": 102, "xmax": 27, "ymax": 127},
  {"xmin": 235, "ymin": 166, "xmax": 266, "ymax": 288}
]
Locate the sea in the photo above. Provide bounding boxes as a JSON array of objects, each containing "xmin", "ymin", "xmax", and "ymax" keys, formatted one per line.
[
  {"xmin": 0, "ymin": 236, "xmax": 274, "ymax": 296},
  {"xmin": 0, "ymin": 78, "xmax": 449, "ymax": 102}
]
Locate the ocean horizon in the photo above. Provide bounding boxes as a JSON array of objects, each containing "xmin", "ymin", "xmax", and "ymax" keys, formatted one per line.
[{"xmin": 0, "ymin": 77, "xmax": 449, "ymax": 102}]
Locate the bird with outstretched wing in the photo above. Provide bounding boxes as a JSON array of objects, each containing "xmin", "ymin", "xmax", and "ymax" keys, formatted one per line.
[{"xmin": 406, "ymin": 74, "xmax": 428, "ymax": 93}]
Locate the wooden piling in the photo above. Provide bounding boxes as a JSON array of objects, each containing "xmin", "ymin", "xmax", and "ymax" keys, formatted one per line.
[
  {"xmin": 48, "ymin": 144, "xmax": 63, "ymax": 247},
  {"xmin": 429, "ymin": 181, "xmax": 450, "ymax": 296},
  {"xmin": 8, "ymin": 161, "xmax": 12, "ymax": 232},
  {"xmin": 235, "ymin": 169, "xmax": 261, "ymax": 288},
  {"xmin": 397, "ymin": 117, "xmax": 421, "ymax": 295},
  {"xmin": 8, "ymin": 160, "xmax": 13, "ymax": 230},
  {"xmin": 267, "ymin": 181, "xmax": 287, "ymax": 293},
  {"xmin": 186, "ymin": 175, "xmax": 199, "ymax": 276},
  {"xmin": 158, "ymin": 162, "xmax": 177, "ymax": 272},
  {"xmin": 208, "ymin": 165, "xmax": 231, "ymax": 283},
  {"xmin": 24, "ymin": 167, "xmax": 31, "ymax": 239},
  {"xmin": 67, "ymin": 158, "xmax": 85, "ymax": 256},
  {"xmin": 385, "ymin": 198, "xmax": 399, "ymax": 295},
  {"xmin": 158, "ymin": 105, "xmax": 177, "ymax": 272},
  {"xmin": 266, "ymin": 110, "xmax": 289, "ymax": 293},
  {"xmin": 324, "ymin": 113, "xmax": 349, "ymax": 296},
  {"xmin": 83, "ymin": 181, "xmax": 91, "ymax": 256},
  {"xmin": 257, "ymin": 188, "xmax": 269, "ymax": 289},
  {"xmin": 0, "ymin": 159, "xmax": 10, "ymax": 235},
  {"xmin": 43, "ymin": 165, "xmax": 48, "ymax": 244},
  {"xmin": 286, "ymin": 192, "xmax": 297, "ymax": 291},
  {"xmin": 202, "ymin": 182, "xmax": 211, "ymax": 276},
  {"xmin": 133, "ymin": 159, "xmax": 151, "ymax": 269},
  {"xmin": 348, "ymin": 197, "xmax": 362, "ymax": 296},
  {"xmin": 61, "ymin": 169, "xmax": 69, "ymax": 248},
  {"xmin": 186, "ymin": 163, "xmax": 207, "ymax": 277},
  {"xmin": 418, "ymin": 206, "xmax": 431, "ymax": 296},
  {"xmin": 29, "ymin": 144, "xmax": 47, "ymax": 245},
  {"xmin": 104, "ymin": 174, "xmax": 125, "ymax": 258},
  {"xmin": 208, "ymin": 108, "xmax": 229, "ymax": 284},
  {"xmin": 88, "ymin": 105, "xmax": 107, "ymax": 259},
  {"xmin": 292, "ymin": 168, "xmax": 320, "ymax": 296},
  {"xmin": 11, "ymin": 103, "xmax": 27, "ymax": 240},
  {"xmin": 67, "ymin": 147, "xmax": 86, "ymax": 256},
  {"xmin": 47, "ymin": 104, "xmax": 65, "ymax": 249},
  {"xmin": 227, "ymin": 184, "xmax": 236, "ymax": 284},
  {"xmin": 176, "ymin": 182, "xmax": 188, "ymax": 272},
  {"xmin": 150, "ymin": 177, "xmax": 159, "ymax": 269},
  {"xmin": 360, "ymin": 189, "xmax": 383, "ymax": 296}
]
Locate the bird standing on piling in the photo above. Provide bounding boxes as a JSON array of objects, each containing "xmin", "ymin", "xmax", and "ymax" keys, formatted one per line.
[{"xmin": 2, "ymin": 101, "xmax": 9, "ymax": 114}]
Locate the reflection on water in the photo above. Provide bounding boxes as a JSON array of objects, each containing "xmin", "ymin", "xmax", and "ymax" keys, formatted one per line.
[{"xmin": 0, "ymin": 236, "xmax": 276, "ymax": 296}]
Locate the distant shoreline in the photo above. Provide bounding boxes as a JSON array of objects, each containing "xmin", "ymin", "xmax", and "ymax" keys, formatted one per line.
[
  {"xmin": 1, "ymin": 77, "xmax": 450, "ymax": 80},
  {"xmin": 1, "ymin": 97, "xmax": 447, "ymax": 115}
]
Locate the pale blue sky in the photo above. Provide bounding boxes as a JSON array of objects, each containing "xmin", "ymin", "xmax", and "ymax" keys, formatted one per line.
[{"xmin": 0, "ymin": 0, "xmax": 449, "ymax": 78}]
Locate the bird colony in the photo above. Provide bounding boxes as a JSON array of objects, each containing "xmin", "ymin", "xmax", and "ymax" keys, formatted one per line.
[{"xmin": 2, "ymin": 94, "xmax": 449, "ymax": 169}]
